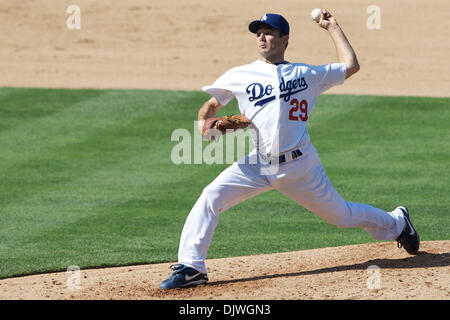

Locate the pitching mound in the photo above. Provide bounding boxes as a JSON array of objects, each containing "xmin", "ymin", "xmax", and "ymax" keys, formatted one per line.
[{"xmin": 1, "ymin": 241, "xmax": 448, "ymax": 300}]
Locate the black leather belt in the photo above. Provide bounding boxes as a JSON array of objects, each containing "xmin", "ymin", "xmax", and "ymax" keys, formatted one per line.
[{"xmin": 268, "ymin": 149, "xmax": 303, "ymax": 165}]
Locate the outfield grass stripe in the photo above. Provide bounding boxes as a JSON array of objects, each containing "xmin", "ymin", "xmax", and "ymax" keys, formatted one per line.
[
  {"xmin": 0, "ymin": 89, "xmax": 198, "ymax": 181},
  {"xmin": 0, "ymin": 88, "xmax": 105, "ymax": 134},
  {"xmin": 0, "ymin": 90, "xmax": 204, "ymax": 211}
]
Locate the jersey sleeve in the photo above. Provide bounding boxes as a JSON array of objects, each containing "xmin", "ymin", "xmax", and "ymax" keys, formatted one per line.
[
  {"xmin": 311, "ymin": 63, "xmax": 347, "ymax": 95},
  {"xmin": 202, "ymin": 69, "xmax": 237, "ymax": 106}
]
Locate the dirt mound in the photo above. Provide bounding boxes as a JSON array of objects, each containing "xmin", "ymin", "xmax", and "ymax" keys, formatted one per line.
[{"xmin": 0, "ymin": 241, "xmax": 448, "ymax": 300}]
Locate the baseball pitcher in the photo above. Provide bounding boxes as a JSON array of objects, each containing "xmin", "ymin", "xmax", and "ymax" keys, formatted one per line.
[{"xmin": 160, "ymin": 10, "xmax": 420, "ymax": 290}]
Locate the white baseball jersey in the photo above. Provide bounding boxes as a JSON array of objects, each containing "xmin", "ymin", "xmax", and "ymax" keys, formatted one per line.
[{"xmin": 203, "ymin": 59, "xmax": 347, "ymax": 157}]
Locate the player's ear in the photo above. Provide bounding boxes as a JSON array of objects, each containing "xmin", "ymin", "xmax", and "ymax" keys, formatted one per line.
[{"xmin": 283, "ymin": 34, "xmax": 289, "ymax": 49}]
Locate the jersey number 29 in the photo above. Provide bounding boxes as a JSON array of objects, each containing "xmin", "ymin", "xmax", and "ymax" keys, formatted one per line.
[{"xmin": 289, "ymin": 99, "xmax": 308, "ymax": 121}]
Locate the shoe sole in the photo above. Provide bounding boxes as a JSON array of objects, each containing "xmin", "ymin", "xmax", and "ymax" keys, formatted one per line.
[{"xmin": 160, "ymin": 278, "xmax": 208, "ymax": 290}]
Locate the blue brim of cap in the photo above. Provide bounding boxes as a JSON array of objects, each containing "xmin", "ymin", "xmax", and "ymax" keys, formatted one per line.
[
  {"xmin": 248, "ymin": 20, "xmax": 288, "ymax": 35},
  {"xmin": 249, "ymin": 20, "xmax": 269, "ymax": 33}
]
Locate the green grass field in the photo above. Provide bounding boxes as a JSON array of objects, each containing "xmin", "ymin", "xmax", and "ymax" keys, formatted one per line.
[{"xmin": 0, "ymin": 87, "xmax": 448, "ymax": 279}]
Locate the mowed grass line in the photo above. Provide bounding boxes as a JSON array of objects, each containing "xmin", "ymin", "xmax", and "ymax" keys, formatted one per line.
[{"xmin": 0, "ymin": 88, "xmax": 448, "ymax": 278}]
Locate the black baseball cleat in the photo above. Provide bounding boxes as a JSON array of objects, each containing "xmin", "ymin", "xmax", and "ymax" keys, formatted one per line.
[
  {"xmin": 395, "ymin": 206, "xmax": 420, "ymax": 255},
  {"xmin": 160, "ymin": 264, "xmax": 208, "ymax": 290}
]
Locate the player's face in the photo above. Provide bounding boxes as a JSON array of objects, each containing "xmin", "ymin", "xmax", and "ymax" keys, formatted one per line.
[{"xmin": 256, "ymin": 26, "xmax": 288, "ymax": 60}]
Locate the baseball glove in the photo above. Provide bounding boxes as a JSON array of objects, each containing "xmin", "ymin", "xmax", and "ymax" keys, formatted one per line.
[{"xmin": 202, "ymin": 114, "xmax": 251, "ymax": 140}]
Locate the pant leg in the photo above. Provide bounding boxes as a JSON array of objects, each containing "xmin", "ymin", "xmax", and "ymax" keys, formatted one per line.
[
  {"xmin": 274, "ymin": 146, "xmax": 405, "ymax": 240},
  {"xmin": 178, "ymin": 155, "xmax": 272, "ymax": 274}
]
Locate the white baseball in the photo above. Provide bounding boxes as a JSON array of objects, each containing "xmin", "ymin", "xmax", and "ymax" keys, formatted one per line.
[{"xmin": 311, "ymin": 8, "xmax": 322, "ymax": 22}]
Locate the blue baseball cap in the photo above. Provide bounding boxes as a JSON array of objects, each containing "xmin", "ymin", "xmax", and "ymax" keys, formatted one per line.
[{"xmin": 249, "ymin": 13, "xmax": 290, "ymax": 35}]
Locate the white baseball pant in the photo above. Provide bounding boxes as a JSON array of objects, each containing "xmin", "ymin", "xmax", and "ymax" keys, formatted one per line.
[{"xmin": 178, "ymin": 140, "xmax": 405, "ymax": 274}]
